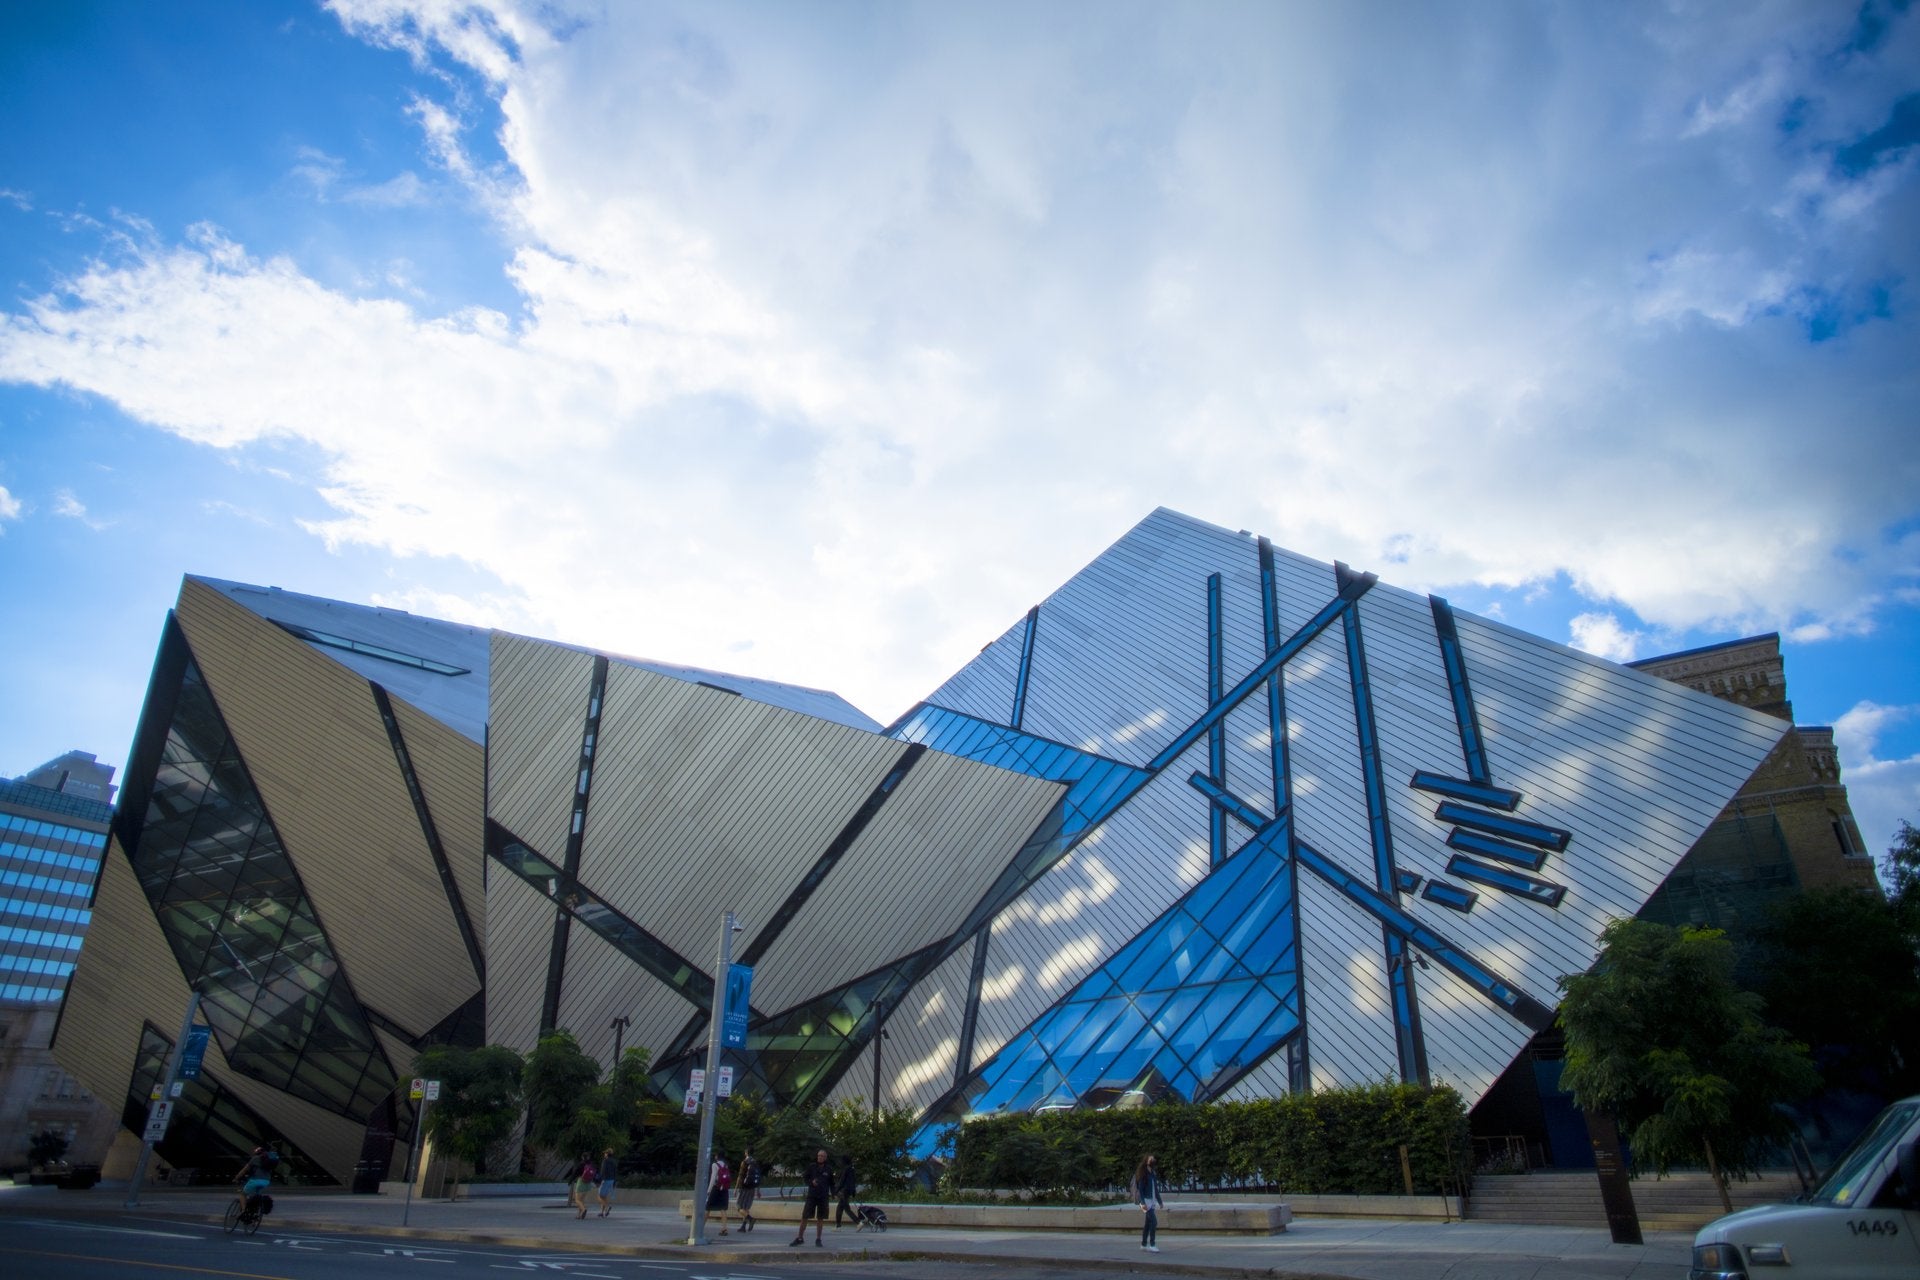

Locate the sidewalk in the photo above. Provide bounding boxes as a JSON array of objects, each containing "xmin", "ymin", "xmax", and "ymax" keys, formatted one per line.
[{"xmin": 0, "ymin": 1182, "xmax": 1696, "ymax": 1279}]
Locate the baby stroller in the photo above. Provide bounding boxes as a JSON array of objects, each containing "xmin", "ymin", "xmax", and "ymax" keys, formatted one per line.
[{"xmin": 855, "ymin": 1203, "xmax": 888, "ymax": 1232}]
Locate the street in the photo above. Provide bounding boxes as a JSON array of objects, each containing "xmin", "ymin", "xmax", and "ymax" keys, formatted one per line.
[{"xmin": 0, "ymin": 1213, "xmax": 1146, "ymax": 1280}]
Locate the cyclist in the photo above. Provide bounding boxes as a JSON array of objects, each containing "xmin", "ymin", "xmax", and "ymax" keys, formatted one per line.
[{"xmin": 235, "ymin": 1146, "xmax": 277, "ymax": 1214}]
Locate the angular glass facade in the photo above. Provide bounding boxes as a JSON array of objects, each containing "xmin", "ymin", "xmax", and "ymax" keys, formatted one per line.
[
  {"xmin": 122, "ymin": 634, "xmax": 396, "ymax": 1122},
  {"xmin": 948, "ymin": 816, "xmax": 1299, "ymax": 1117},
  {"xmin": 123, "ymin": 1022, "xmax": 331, "ymax": 1185}
]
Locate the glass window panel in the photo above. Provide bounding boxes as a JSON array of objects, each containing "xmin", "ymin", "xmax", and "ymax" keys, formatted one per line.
[
  {"xmin": 1053, "ymin": 996, "xmax": 1135, "ymax": 1063},
  {"xmin": 1211, "ymin": 868, "xmax": 1292, "ymax": 952},
  {"xmin": 1187, "ymin": 987, "xmax": 1287, "ymax": 1084},
  {"xmin": 1147, "ymin": 984, "xmax": 1207, "ymax": 1039},
  {"xmin": 1164, "ymin": 979, "xmax": 1259, "ymax": 1064},
  {"xmin": 1000, "ymin": 1061, "xmax": 1065, "ymax": 1115},
  {"xmin": 1236, "ymin": 913, "xmax": 1297, "ymax": 978},
  {"xmin": 1115, "ymin": 914, "xmax": 1193, "ymax": 991},
  {"xmin": 1180, "ymin": 854, "xmax": 1262, "ymax": 923}
]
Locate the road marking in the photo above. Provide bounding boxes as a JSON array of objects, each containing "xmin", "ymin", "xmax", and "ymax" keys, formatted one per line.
[
  {"xmin": 12, "ymin": 1217, "xmax": 199, "ymax": 1239},
  {"xmin": 0, "ymin": 1246, "xmax": 296, "ymax": 1279}
]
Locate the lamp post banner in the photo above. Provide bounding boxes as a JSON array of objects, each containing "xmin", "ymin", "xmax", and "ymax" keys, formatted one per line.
[
  {"xmin": 721, "ymin": 964, "xmax": 753, "ymax": 1048},
  {"xmin": 178, "ymin": 1026, "xmax": 211, "ymax": 1080}
]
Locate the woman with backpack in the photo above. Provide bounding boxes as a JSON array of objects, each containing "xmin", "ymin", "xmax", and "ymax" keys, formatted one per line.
[
  {"xmin": 707, "ymin": 1154, "xmax": 731, "ymax": 1232},
  {"xmin": 572, "ymin": 1152, "xmax": 596, "ymax": 1219}
]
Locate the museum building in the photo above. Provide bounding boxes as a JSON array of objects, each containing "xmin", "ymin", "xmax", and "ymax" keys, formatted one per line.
[{"xmin": 53, "ymin": 508, "xmax": 1856, "ymax": 1183}]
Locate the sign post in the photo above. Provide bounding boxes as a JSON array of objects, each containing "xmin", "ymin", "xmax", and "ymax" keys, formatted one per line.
[
  {"xmin": 126, "ymin": 989, "xmax": 202, "ymax": 1208},
  {"xmin": 402, "ymin": 1078, "xmax": 436, "ymax": 1226},
  {"xmin": 688, "ymin": 911, "xmax": 742, "ymax": 1245}
]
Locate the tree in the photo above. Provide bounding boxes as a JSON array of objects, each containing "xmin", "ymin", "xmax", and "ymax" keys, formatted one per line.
[
  {"xmin": 523, "ymin": 1030, "xmax": 605, "ymax": 1165},
  {"xmin": 817, "ymin": 1097, "xmax": 921, "ymax": 1191},
  {"xmin": 1749, "ymin": 887, "xmax": 1920, "ymax": 1101},
  {"xmin": 607, "ymin": 1045, "xmax": 652, "ymax": 1142},
  {"xmin": 761, "ymin": 1102, "xmax": 827, "ymax": 1189},
  {"xmin": 414, "ymin": 1043, "xmax": 526, "ymax": 1197},
  {"xmin": 712, "ymin": 1090, "xmax": 773, "ymax": 1166},
  {"xmin": 1884, "ymin": 819, "xmax": 1920, "ymax": 929},
  {"xmin": 1558, "ymin": 918, "xmax": 1819, "ymax": 1213}
]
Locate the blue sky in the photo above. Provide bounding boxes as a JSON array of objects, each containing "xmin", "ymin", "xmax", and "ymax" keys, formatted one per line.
[{"xmin": 1, "ymin": 1, "xmax": 1916, "ymax": 867}]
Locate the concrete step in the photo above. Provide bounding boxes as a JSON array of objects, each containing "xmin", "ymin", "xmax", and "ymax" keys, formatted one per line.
[{"xmin": 1468, "ymin": 1170, "xmax": 1803, "ymax": 1230}]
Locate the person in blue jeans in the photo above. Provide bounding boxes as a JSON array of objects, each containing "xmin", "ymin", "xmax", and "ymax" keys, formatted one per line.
[{"xmin": 1131, "ymin": 1153, "xmax": 1164, "ymax": 1252}]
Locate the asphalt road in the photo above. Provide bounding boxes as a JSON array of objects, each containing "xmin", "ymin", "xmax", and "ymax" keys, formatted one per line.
[{"xmin": 0, "ymin": 1213, "xmax": 1145, "ymax": 1280}]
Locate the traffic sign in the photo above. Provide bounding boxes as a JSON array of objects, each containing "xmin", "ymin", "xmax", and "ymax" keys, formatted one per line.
[
  {"xmin": 716, "ymin": 1066, "xmax": 734, "ymax": 1098},
  {"xmin": 424, "ymin": 1079, "xmax": 441, "ymax": 1101},
  {"xmin": 682, "ymin": 1089, "xmax": 701, "ymax": 1115},
  {"xmin": 143, "ymin": 1100, "xmax": 174, "ymax": 1142},
  {"xmin": 409, "ymin": 1077, "xmax": 425, "ymax": 1101}
]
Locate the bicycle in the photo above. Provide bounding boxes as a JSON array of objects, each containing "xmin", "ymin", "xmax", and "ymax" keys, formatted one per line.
[{"xmin": 223, "ymin": 1192, "xmax": 266, "ymax": 1236}]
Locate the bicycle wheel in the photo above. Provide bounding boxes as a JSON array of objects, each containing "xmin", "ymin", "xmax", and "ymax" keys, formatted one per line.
[
  {"xmin": 223, "ymin": 1198, "xmax": 243, "ymax": 1234},
  {"xmin": 242, "ymin": 1205, "xmax": 262, "ymax": 1236}
]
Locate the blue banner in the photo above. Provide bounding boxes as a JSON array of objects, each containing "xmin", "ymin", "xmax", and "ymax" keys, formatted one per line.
[
  {"xmin": 721, "ymin": 964, "xmax": 753, "ymax": 1048},
  {"xmin": 178, "ymin": 1025, "xmax": 211, "ymax": 1080}
]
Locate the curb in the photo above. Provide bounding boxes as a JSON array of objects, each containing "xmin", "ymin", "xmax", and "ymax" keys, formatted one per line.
[{"xmin": 103, "ymin": 1207, "xmax": 1368, "ymax": 1280}]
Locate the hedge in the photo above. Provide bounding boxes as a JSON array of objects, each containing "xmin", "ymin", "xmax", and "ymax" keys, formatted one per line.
[{"xmin": 946, "ymin": 1081, "xmax": 1469, "ymax": 1196}]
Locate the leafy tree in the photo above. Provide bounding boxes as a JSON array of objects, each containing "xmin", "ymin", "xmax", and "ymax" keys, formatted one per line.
[
  {"xmin": 1558, "ymin": 919, "xmax": 1819, "ymax": 1212},
  {"xmin": 817, "ymin": 1097, "xmax": 920, "ymax": 1191},
  {"xmin": 523, "ymin": 1030, "xmax": 604, "ymax": 1163},
  {"xmin": 712, "ymin": 1090, "xmax": 773, "ymax": 1166},
  {"xmin": 761, "ymin": 1102, "xmax": 827, "ymax": 1188},
  {"xmin": 29, "ymin": 1128, "xmax": 69, "ymax": 1167},
  {"xmin": 1884, "ymin": 819, "xmax": 1920, "ymax": 928},
  {"xmin": 414, "ymin": 1043, "xmax": 526, "ymax": 1196},
  {"xmin": 607, "ymin": 1045, "xmax": 652, "ymax": 1140},
  {"xmin": 1749, "ymin": 887, "xmax": 1920, "ymax": 1100}
]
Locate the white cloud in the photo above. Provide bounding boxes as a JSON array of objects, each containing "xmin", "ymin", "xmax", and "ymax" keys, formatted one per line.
[
  {"xmin": 53, "ymin": 488, "xmax": 111, "ymax": 531},
  {"xmin": 2, "ymin": 1, "xmax": 1918, "ymax": 720},
  {"xmin": 290, "ymin": 146, "xmax": 431, "ymax": 208},
  {"xmin": 1568, "ymin": 612, "xmax": 1644, "ymax": 663},
  {"xmin": 0, "ymin": 485, "xmax": 21, "ymax": 527},
  {"xmin": 1833, "ymin": 701, "xmax": 1920, "ymax": 864}
]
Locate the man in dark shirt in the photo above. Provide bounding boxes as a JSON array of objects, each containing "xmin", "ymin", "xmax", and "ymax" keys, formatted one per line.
[
  {"xmin": 791, "ymin": 1148, "xmax": 832, "ymax": 1247},
  {"xmin": 834, "ymin": 1155, "xmax": 858, "ymax": 1227}
]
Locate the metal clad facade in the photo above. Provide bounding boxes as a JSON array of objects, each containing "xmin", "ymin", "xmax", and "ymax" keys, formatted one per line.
[
  {"xmin": 177, "ymin": 582, "xmax": 478, "ymax": 1037},
  {"xmin": 54, "ymin": 505, "xmax": 1798, "ymax": 1177},
  {"xmin": 487, "ymin": 633, "xmax": 595, "ymax": 860}
]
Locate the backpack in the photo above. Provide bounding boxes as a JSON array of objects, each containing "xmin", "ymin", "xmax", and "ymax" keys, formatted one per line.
[
  {"xmin": 716, "ymin": 1160, "xmax": 731, "ymax": 1189},
  {"xmin": 741, "ymin": 1159, "xmax": 759, "ymax": 1189}
]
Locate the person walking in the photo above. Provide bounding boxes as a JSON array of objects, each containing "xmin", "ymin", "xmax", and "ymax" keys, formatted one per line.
[
  {"xmin": 732, "ymin": 1150, "xmax": 760, "ymax": 1233},
  {"xmin": 573, "ymin": 1152, "xmax": 597, "ymax": 1219},
  {"xmin": 1131, "ymin": 1153, "xmax": 1165, "ymax": 1253},
  {"xmin": 595, "ymin": 1147, "xmax": 618, "ymax": 1217},
  {"xmin": 833, "ymin": 1154, "xmax": 858, "ymax": 1228},
  {"xmin": 707, "ymin": 1153, "xmax": 732, "ymax": 1232},
  {"xmin": 791, "ymin": 1148, "xmax": 832, "ymax": 1247}
]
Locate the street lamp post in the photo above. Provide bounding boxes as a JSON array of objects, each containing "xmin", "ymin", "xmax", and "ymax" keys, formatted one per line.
[
  {"xmin": 871, "ymin": 998, "xmax": 889, "ymax": 1114},
  {"xmin": 688, "ymin": 911, "xmax": 741, "ymax": 1246},
  {"xmin": 609, "ymin": 1015, "xmax": 630, "ymax": 1075}
]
